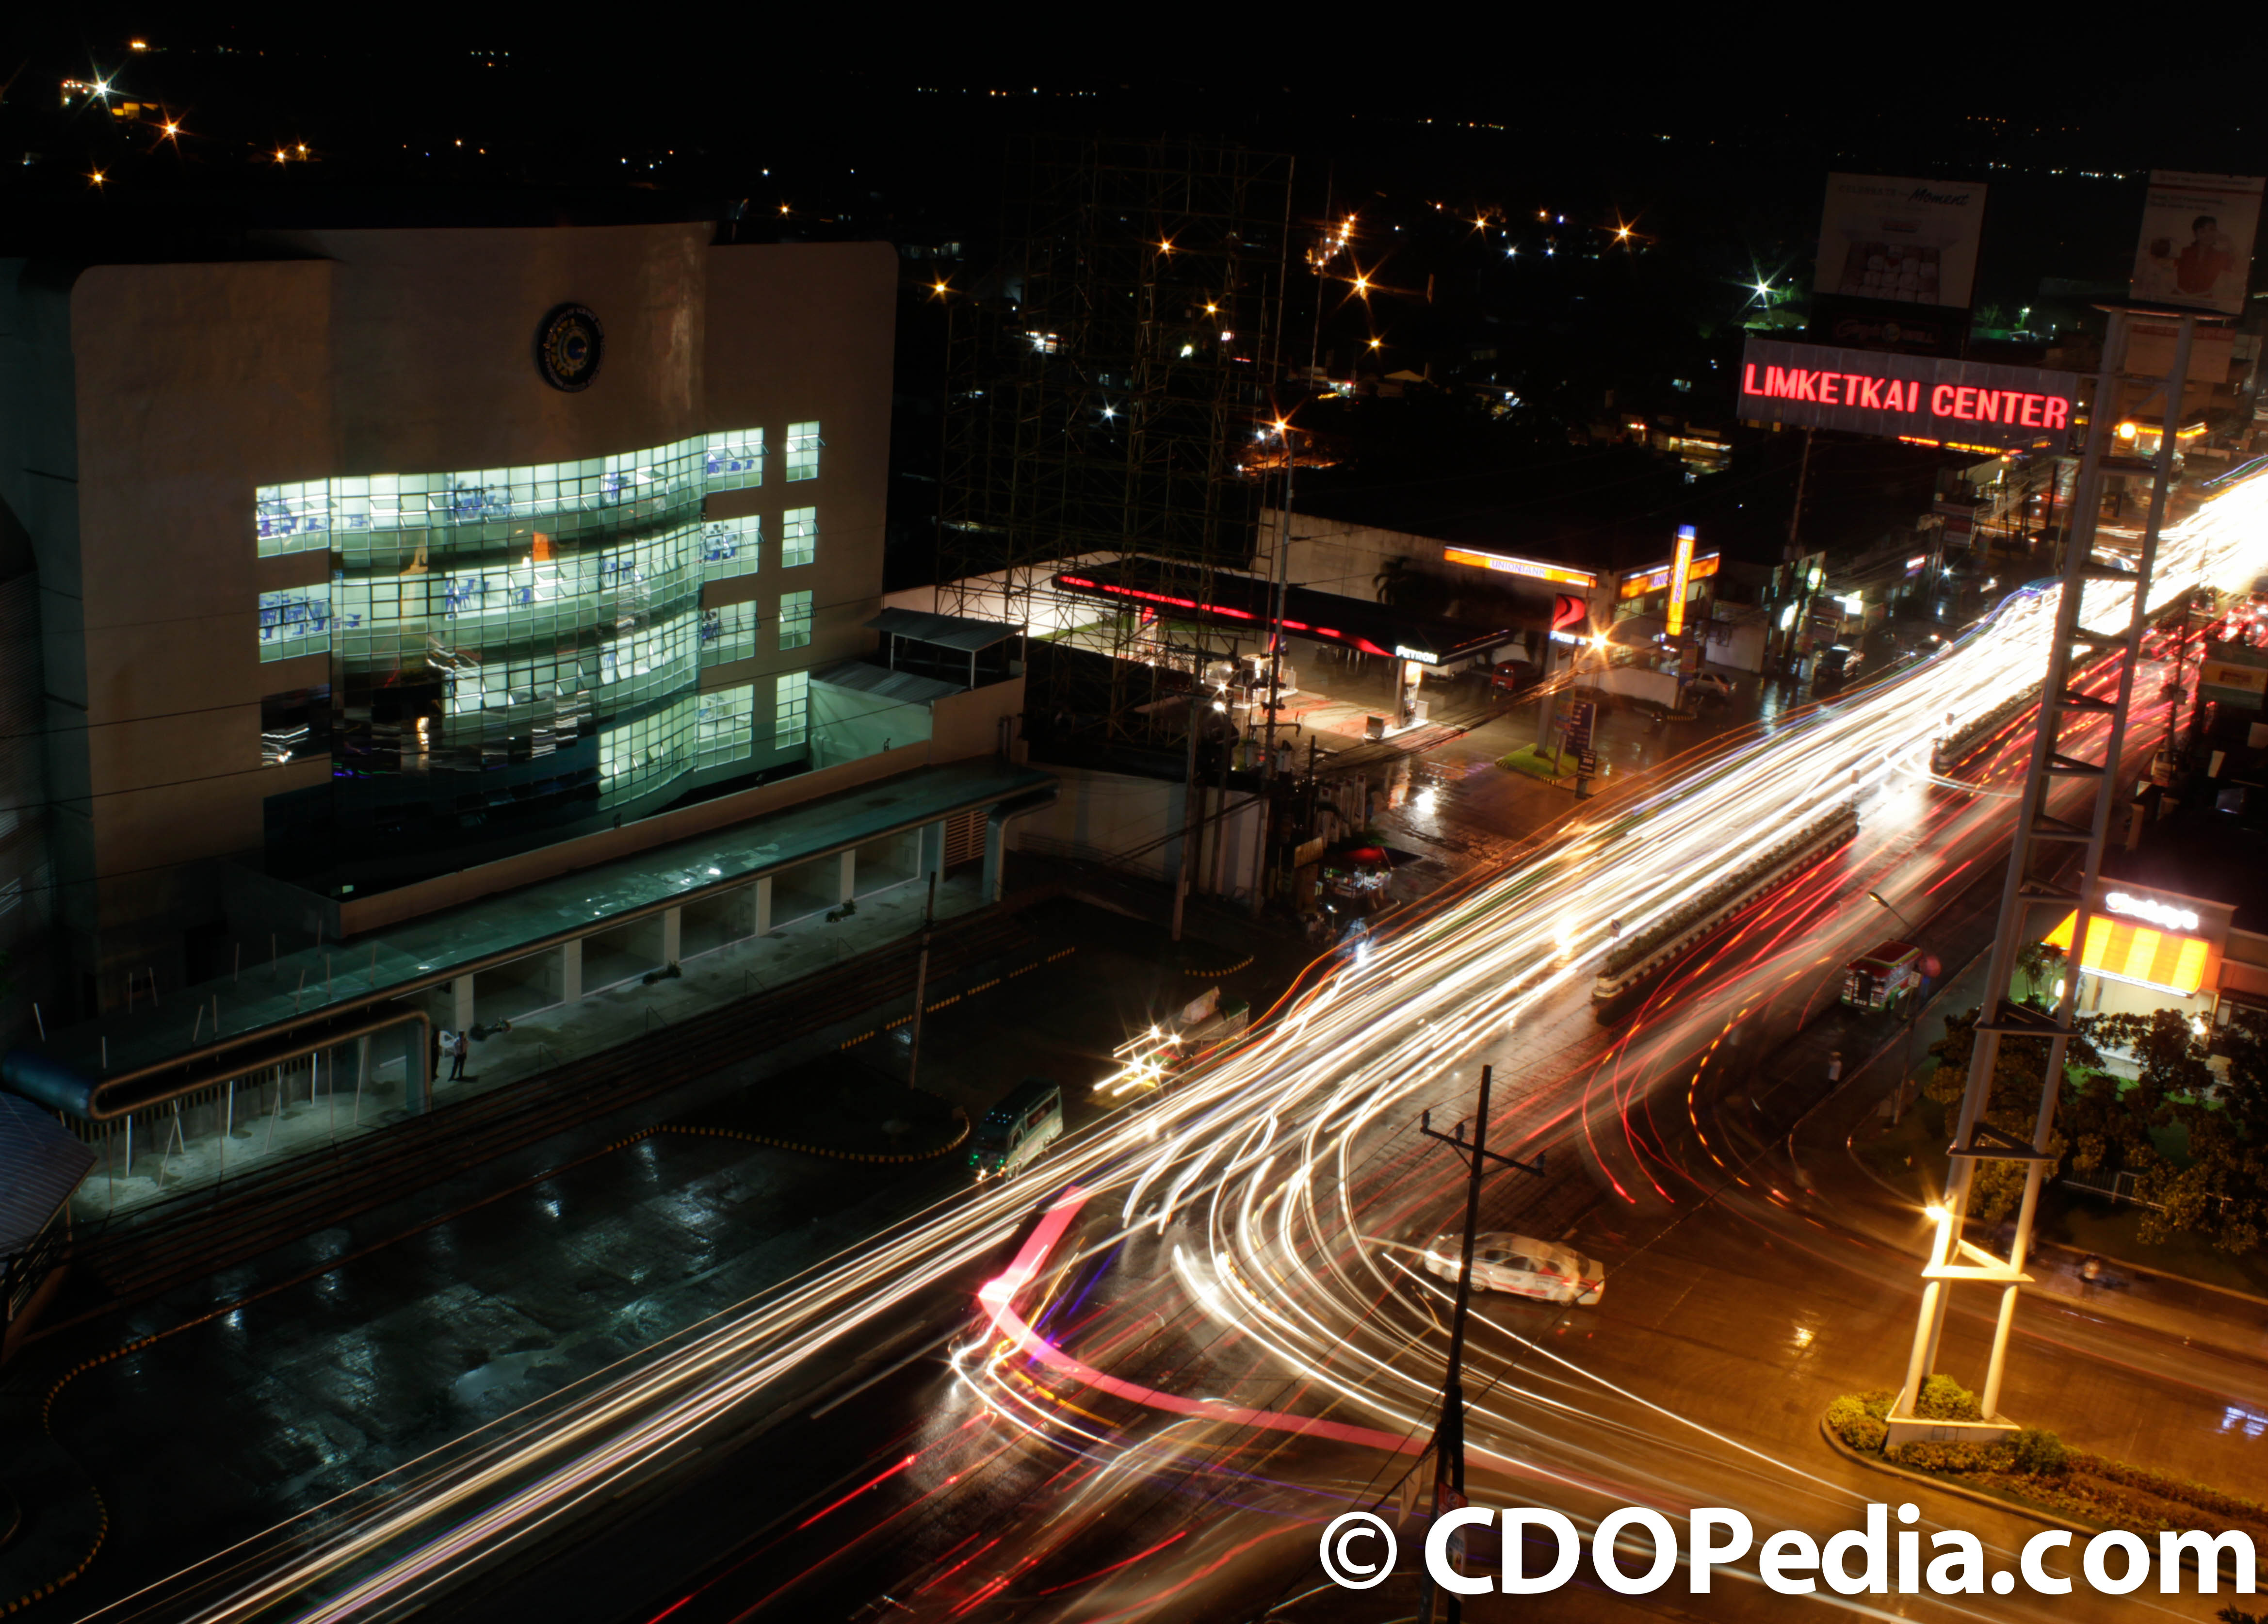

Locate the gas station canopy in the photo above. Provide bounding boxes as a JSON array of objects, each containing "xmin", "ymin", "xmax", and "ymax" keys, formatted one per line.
[{"xmin": 1052, "ymin": 561, "xmax": 1520, "ymax": 667}]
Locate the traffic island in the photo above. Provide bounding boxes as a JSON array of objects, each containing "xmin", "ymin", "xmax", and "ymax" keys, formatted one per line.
[{"xmin": 1823, "ymin": 1387, "xmax": 2268, "ymax": 1553}]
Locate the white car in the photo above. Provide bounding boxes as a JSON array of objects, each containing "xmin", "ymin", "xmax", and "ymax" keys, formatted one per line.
[
  {"xmin": 1420, "ymin": 1231, "xmax": 1604, "ymax": 1305},
  {"xmin": 1685, "ymin": 671, "xmax": 1735, "ymax": 698}
]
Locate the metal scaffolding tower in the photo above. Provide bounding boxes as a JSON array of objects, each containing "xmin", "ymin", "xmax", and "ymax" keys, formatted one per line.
[
  {"xmin": 938, "ymin": 135, "xmax": 1294, "ymax": 745},
  {"xmin": 1890, "ymin": 305, "xmax": 2218, "ymax": 1434}
]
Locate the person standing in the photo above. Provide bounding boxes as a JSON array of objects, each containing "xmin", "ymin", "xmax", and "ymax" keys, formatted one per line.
[{"xmin": 449, "ymin": 1029, "xmax": 469, "ymax": 1082}]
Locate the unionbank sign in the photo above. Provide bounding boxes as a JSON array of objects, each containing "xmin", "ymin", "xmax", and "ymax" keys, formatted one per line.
[{"xmin": 1738, "ymin": 337, "xmax": 2083, "ymax": 455}]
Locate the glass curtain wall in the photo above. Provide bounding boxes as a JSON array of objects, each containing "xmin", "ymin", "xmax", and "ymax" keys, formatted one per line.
[{"xmin": 256, "ymin": 431, "xmax": 780, "ymax": 887}]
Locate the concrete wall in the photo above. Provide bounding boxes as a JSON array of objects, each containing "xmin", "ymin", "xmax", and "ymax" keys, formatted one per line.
[{"xmin": 1009, "ymin": 763, "xmax": 1262, "ymax": 902}]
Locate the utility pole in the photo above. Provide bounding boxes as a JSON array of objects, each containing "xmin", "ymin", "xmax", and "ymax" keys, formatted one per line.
[
  {"xmin": 1784, "ymin": 425, "xmax": 1815, "ymax": 675},
  {"xmin": 1414, "ymin": 1065, "xmax": 1546, "ymax": 1624},
  {"xmin": 1173, "ymin": 688, "xmax": 1202, "ymax": 942},
  {"xmin": 906, "ymin": 870, "xmax": 939, "ymax": 1089}
]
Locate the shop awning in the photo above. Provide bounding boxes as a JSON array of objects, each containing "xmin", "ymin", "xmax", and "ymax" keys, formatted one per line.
[{"xmin": 2044, "ymin": 911, "xmax": 2213, "ymax": 997}]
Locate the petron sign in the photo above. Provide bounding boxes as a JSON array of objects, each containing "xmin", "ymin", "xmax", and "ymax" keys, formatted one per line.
[
  {"xmin": 1738, "ymin": 337, "xmax": 2082, "ymax": 455},
  {"xmin": 1441, "ymin": 547, "xmax": 1597, "ymax": 589}
]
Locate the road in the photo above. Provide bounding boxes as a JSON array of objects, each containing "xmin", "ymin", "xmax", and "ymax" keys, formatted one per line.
[{"xmin": 92, "ymin": 474, "xmax": 2268, "ymax": 1623}]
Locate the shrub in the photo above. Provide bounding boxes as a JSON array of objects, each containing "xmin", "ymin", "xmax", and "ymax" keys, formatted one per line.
[
  {"xmin": 1827, "ymin": 1394, "xmax": 1887, "ymax": 1452},
  {"xmin": 1915, "ymin": 1374, "xmax": 1982, "ymax": 1421},
  {"xmin": 1887, "ymin": 1440, "xmax": 1998, "ymax": 1472},
  {"xmin": 2008, "ymin": 1428, "xmax": 2068, "ymax": 1478}
]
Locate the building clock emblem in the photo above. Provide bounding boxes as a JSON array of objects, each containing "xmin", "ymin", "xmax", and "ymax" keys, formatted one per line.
[{"xmin": 535, "ymin": 303, "xmax": 603, "ymax": 391}]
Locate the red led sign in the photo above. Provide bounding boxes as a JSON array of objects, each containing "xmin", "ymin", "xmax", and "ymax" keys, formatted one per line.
[{"xmin": 1738, "ymin": 337, "xmax": 2082, "ymax": 453}]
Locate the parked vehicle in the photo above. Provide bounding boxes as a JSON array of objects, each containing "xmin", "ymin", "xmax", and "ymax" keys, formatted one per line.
[
  {"xmin": 1685, "ymin": 671, "xmax": 1734, "ymax": 700},
  {"xmin": 1487, "ymin": 659, "xmax": 1539, "ymax": 695},
  {"xmin": 1843, "ymin": 939, "xmax": 1924, "ymax": 1017},
  {"xmin": 970, "ymin": 1077, "xmax": 1064, "ymax": 1181},
  {"xmin": 1419, "ymin": 1230, "xmax": 1604, "ymax": 1305}
]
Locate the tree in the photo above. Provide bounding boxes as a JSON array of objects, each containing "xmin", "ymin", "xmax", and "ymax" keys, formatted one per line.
[
  {"xmin": 2111, "ymin": 1006, "xmax": 2268, "ymax": 1254},
  {"xmin": 1926, "ymin": 1009, "xmax": 2101, "ymax": 1225}
]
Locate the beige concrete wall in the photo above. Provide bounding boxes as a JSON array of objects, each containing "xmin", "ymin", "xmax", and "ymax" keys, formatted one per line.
[
  {"xmin": 930, "ymin": 675, "xmax": 1024, "ymax": 763},
  {"xmin": 705, "ymin": 242, "xmax": 894, "ymax": 676},
  {"xmin": 69, "ymin": 260, "xmax": 337, "ymax": 975}
]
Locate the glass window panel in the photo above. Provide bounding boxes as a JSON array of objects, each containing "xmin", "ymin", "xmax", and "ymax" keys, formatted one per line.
[
  {"xmin": 775, "ymin": 669, "xmax": 809, "ymax": 747},
  {"xmin": 781, "ymin": 507, "xmax": 816, "ymax": 569},
  {"xmin": 785, "ymin": 421, "xmax": 821, "ymax": 482},
  {"xmin": 258, "ymin": 585, "xmax": 332, "ymax": 661},
  {"xmin": 777, "ymin": 589, "xmax": 813, "ymax": 650}
]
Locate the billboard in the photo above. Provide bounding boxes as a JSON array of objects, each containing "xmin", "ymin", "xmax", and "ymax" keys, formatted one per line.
[
  {"xmin": 1815, "ymin": 174, "xmax": 1988, "ymax": 310},
  {"xmin": 2130, "ymin": 171, "xmax": 2264, "ymax": 317},
  {"xmin": 1738, "ymin": 337, "xmax": 2083, "ymax": 454}
]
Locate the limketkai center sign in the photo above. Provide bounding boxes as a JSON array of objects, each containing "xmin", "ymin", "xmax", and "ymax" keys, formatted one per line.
[{"xmin": 1739, "ymin": 336, "xmax": 2084, "ymax": 453}]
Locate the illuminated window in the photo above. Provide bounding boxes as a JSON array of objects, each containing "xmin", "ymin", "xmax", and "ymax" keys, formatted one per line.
[
  {"xmin": 700, "ymin": 600, "xmax": 759, "ymax": 665},
  {"xmin": 704, "ymin": 427, "xmax": 764, "ymax": 489},
  {"xmin": 598, "ymin": 705, "xmax": 692, "ymax": 804},
  {"xmin": 256, "ymin": 427, "xmax": 766, "ymax": 558},
  {"xmin": 697, "ymin": 684, "xmax": 754, "ymax": 767},
  {"xmin": 785, "ymin": 421, "xmax": 822, "ymax": 482},
  {"xmin": 259, "ymin": 586, "xmax": 332, "ymax": 661},
  {"xmin": 775, "ymin": 669, "xmax": 809, "ymax": 746},
  {"xmin": 702, "ymin": 514, "xmax": 760, "ymax": 580},
  {"xmin": 778, "ymin": 589, "xmax": 813, "ymax": 650},
  {"xmin": 781, "ymin": 507, "xmax": 816, "ymax": 569}
]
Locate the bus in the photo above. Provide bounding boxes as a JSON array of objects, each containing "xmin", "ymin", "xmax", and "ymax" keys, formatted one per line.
[{"xmin": 970, "ymin": 1077, "xmax": 1064, "ymax": 1181}]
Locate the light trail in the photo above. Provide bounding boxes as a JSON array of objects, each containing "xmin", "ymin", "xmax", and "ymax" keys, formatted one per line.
[{"xmin": 106, "ymin": 475, "xmax": 2268, "ymax": 1623}]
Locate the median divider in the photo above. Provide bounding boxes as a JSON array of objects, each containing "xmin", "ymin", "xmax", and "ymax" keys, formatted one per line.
[{"xmin": 1591, "ymin": 803, "xmax": 1859, "ymax": 1023}]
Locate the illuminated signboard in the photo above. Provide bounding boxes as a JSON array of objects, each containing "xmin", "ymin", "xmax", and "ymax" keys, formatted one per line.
[
  {"xmin": 1441, "ymin": 547, "xmax": 1597, "ymax": 589},
  {"xmin": 1738, "ymin": 337, "xmax": 2082, "ymax": 452},
  {"xmin": 1666, "ymin": 525, "xmax": 1696, "ymax": 638},
  {"xmin": 1393, "ymin": 645, "xmax": 1440, "ymax": 666},
  {"xmin": 1618, "ymin": 552, "xmax": 1720, "ymax": 601},
  {"xmin": 2105, "ymin": 891, "xmax": 2201, "ymax": 932}
]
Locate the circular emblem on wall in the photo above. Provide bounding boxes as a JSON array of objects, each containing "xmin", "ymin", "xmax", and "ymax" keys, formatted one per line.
[{"xmin": 535, "ymin": 303, "xmax": 604, "ymax": 392}]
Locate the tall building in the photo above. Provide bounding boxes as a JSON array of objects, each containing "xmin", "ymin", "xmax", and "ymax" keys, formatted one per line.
[{"xmin": 0, "ymin": 218, "xmax": 1032, "ymax": 1025}]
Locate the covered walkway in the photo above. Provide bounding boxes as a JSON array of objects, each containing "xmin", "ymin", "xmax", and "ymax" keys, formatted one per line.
[{"xmin": 4, "ymin": 756, "xmax": 1054, "ymax": 1220}]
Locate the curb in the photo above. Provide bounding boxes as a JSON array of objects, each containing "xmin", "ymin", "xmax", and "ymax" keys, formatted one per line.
[
  {"xmin": 1819, "ymin": 1413, "xmax": 2268, "ymax": 1583},
  {"xmin": 654, "ymin": 1112, "xmax": 971, "ymax": 1167},
  {"xmin": 1817, "ymin": 1413, "xmax": 2086, "ymax": 1532}
]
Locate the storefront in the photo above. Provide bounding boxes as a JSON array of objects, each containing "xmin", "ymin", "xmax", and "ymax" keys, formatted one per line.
[{"xmin": 2043, "ymin": 881, "xmax": 2232, "ymax": 1026}]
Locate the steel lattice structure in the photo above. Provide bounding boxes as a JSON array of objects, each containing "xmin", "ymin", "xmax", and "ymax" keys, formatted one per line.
[{"xmin": 938, "ymin": 134, "xmax": 1294, "ymax": 746}]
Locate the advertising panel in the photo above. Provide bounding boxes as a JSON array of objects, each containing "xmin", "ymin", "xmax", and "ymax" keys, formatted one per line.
[
  {"xmin": 1665, "ymin": 525, "xmax": 1696, "ymax": 639},
  {"xmin": 1814, "ymin": 174, "xmax": 1988, "ymax": 310},
  {"xmin": 2129, "ymin": 171, "xmax": 2264, "ymax": 317},
  {"xmin": 1738, "ymin": 337, "xmax": 2083, "ymax": 454},
  {"xmin": 1440, "ymin": 547, "xmax": 1596, "ymax": 588}
]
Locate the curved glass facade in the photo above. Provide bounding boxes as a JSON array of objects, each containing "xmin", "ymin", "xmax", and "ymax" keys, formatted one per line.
[{"xmin": 255, "ymin": 430, "xmax": 783, "ymax": 890}]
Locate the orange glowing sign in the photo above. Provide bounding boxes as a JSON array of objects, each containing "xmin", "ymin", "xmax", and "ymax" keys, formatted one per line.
[
  {"xmin": 1666, "ymin": 525, "xmax": 1696, "ymax": 638},
  {"xmin": 2043, "ymin": 911, "xmax": 2213, "ymax": 996},
  {"xmin": 1617, "ymin": 552, "xmax": 1720, "ymax": 601},
  {"xmin": 1442, "ymin": 547, "xmax": 1596, "ymax": 589}
]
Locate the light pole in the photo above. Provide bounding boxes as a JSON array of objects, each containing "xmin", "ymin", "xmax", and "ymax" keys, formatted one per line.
[
  {"xmin": 1413, "ymin": 1065, "xmax": 1545, "ymax": 1624},
  {"xmin": 1867, "ymin": 889, "xmax": 1917, "ymax": 936}
]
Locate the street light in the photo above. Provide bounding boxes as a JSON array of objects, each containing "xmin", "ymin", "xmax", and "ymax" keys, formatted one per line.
[{"xmin": 1868, "ymin": 889, "xmax": 1917, "ymax": 935}]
